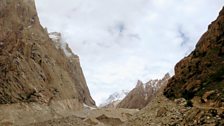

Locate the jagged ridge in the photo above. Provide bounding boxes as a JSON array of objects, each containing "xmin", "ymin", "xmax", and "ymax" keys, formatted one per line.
[{"xmin": 117, "ymin": 74, "xmax": 170, "ymax": 109}]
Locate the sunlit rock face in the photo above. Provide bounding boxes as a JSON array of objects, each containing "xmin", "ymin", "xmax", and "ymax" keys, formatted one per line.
[
  {"xmin": 117, "ymin": 74, "xmax": 170, "ymax": 109},
  {"xmin": 124, "ymin": 8, "xmax": 224, "ymax": 126},
  {"xmin": 0, "ymin": 0, "xmax": 95, "ymax": 125},
  {"xmin": 164, "ymin": 7, "xmax": 224, "ymax": 107}
]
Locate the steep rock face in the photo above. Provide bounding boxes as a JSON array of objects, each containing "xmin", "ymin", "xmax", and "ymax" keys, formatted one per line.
[
  {"xmin": 117, "ymin": 74, "xmax": 170, "ymax": 109},
  {"xmin": 0, "ymin": 0, "xmax": 95, "ymax": 107},
  {"xmin": 48, "ymin": 32, "xmax": 95, "ymax": 106},
  {"xmin": 164, "ymin": 7, "xmax": 224, "ymax": 107},
  {"xmin": 0, "ymin": 0, "xmax": 95, "ymax": 124}
]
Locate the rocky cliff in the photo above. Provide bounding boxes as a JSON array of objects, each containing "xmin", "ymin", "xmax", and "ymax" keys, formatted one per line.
[
  {"xmin": 117, "ymin": 74, "xmax": 170, "ymax": 109},
  {"xmin": 123, "ymin": 7, "xmax": 224, "ymax": 126},
  {"xmin": 0, "ymin": 0, "xmax": 95, "ymax": 125},
  {"xmin": 164, "ymin": 7, "xmax": 224, "ymax": 108}
]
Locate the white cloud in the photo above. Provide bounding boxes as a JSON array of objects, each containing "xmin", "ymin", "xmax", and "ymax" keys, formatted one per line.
[{"xmin": 35, "ymin": 0, "xmax": 224, "ymax": 105}]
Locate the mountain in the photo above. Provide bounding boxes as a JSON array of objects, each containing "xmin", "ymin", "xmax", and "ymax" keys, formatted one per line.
[
  {"xmin": 124, "ymin": 7, "xmax": 224, "ymax": 126},
  {"xmin": 0, "ymin": 0, "xmax": 95, "ymax": 125},
  {"xmin": 117, "ymin": 73, "xmax": 170, "ymax": 109},
  {"xmin": 164, "ymin": 7, "xmax": 224, "ymax": 108},
  {"xmin": 99, "ymin": 90, "xmax": 129, "ymax": 108}
]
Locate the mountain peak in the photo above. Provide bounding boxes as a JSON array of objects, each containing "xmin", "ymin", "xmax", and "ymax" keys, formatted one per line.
[
  {"xmin": 163, "ymin": 73, "xmax": 171, "ymax": 80},
  {"xmin": 136, "ymin": 80, "xmax": 144, "ymax": 87},
  {"xmin": 117, "ymin": 74, "xmax": 170, "ymax": 109}
]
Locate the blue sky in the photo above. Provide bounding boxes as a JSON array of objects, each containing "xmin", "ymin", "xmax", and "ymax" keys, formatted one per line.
[{"xmin": 35, "ymin": 0, "xmax": 224, "ymax": 105}]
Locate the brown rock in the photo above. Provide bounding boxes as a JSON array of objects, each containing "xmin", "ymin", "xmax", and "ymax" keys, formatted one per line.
[
  {"xmin": 117, "ymin": 74, "xmax": 170, "ymax": 109},
  {"xmin": 0, "ymin": 0, "xmax": 95, "ymax": 125},
  {"xmin": 117, "ymin": 80, "xmax": 149, "ymax": 109},
  {"xmin": 96, "ymin": 114, "xmax": 123, "ymax": 126},
  {"xmin": 123, "ymin": 7, "xmax": 224, "ymax": 126},
  {"xmin": 164, "ymin": 7, "xmax": 224, "ymax": 107},
  {"xmin": 156, "ymin": 107, "xmax": 167, "ymax": 117}
]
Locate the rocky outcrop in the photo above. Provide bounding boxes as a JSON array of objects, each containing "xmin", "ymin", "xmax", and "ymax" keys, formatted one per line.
[
  {"xmin": 117, "ymin": 74, "xmax": 170, "ymax": 109},
  {"xmin": 0, "ymin": 0, "xmax": 95, "ymax": 125},
  {"xmin": 164, "ymin": 7, "xmax": 224, "ymax": 108},
  {"xmin": 123, "ymin": 93, "xmax": 224, "ymax": 126},
  {"xmin": 123, "ymin": 7, "xmax": 224, "ymax": 126}
]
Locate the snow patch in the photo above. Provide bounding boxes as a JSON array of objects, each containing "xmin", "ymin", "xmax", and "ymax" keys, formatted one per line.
[
  {"xmin": 49, "ymin": 32, "xmax": 72, "ymax": 57},
  {"xmin": 83, "ymin": 104, "xmax": 96, "ymax": 110}
]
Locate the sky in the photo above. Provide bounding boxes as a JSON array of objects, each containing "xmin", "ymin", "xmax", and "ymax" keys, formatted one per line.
[{"xmin": 35, "ymin": 0, "xmax": 224, "ymax": 106}]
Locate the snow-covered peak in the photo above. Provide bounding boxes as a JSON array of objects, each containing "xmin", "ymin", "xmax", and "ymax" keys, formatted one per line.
[
  {"xmin": 145, "ymin": 73, "xmax": 171, "ymax": 92},
  {"xmin": 99, "ymin": 90, "xmax": 129, "ymax": 107},
  {"xmin": 106, "ymin": 90, "xmax": 129, "ymax": 103},
  {"xmin": 146, "ymin": 79, "xmax": 159, "ymax": 89},
  {"xmin": 49, "ymin": 32, "xmax": 73, "ymax": 57}
]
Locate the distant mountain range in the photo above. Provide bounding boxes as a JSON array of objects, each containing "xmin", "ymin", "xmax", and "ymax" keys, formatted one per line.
[
  {"xmin": 101, "ymin": 73, "xmax": 170, "ymax": 109},
  {"xmin": 117, "ymin": 73, "xmax": 170, "ymax": 109}
]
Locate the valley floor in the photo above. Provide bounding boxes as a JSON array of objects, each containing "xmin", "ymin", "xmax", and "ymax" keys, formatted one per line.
[
  {"xmin": 29, "ymin": 108, "xmax": 138, "ymax": 126},
  {"xmin": 28, "ymin": 94, "xmax": 224, "ymax": 126}
]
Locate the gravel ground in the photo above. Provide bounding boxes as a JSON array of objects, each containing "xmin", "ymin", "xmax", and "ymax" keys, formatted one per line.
[{"xmin": 28, "ymin": 116, "xmax": 90, "ymax": 126}]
